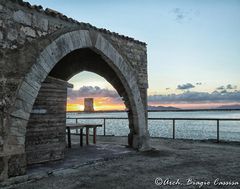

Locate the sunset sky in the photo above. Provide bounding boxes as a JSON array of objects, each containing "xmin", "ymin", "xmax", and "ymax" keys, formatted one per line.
[{"xmin": 28, "ymin": 0, "xmax": 240, "ymax": 110}]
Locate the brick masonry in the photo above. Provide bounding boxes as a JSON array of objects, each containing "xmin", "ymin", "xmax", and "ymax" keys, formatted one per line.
[
  {"xmin": 25, "ymin": 76, "xmax": 69, "ymax": 165},
  {"xmin": 0, "ymin": 0, "xmax": 149, "ymax": 181}
]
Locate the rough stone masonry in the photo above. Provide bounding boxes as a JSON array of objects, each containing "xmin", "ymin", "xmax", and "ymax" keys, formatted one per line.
[{"xmin": 0, "ymin": 0, "xmax": 149, "ymax": 181}]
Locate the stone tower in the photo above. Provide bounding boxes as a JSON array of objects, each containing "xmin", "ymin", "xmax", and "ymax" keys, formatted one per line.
[{"xmin": 84, "ymin": 98, "xmax": 94, "ymax": 112}]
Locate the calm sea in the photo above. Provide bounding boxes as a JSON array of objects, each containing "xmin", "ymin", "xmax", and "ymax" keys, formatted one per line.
[{"xmin": 67, "ymin": 111, "xmax": 240, "ymax": 141}]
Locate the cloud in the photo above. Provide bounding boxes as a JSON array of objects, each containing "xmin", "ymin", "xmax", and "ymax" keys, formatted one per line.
[
  {"xmin": 171, "ymin": 8, "xmax": 185, "ymax": 22},
  {"xmin": 216, "ymin": 84, "xmax": 237, "ymax": 91},
  {"xmin": 220, "ymin": 90, "xmax": 227, "ymax": 94},
  {"xmin": 226, "ymin": 84, "xmax": 237, "ymax": 90},
  {"xmin": 216, "ymin": 86, "xmax": 225, "ymax": 90},
  {"xmin": 67, "ymin": 85, "xmax": 240, "ymax": 106},
  {"xmin": 177, "ymin": 83, "xmax": 195, "ymax": 90},
  {"xmin": 148, "ymin": 90, "xmax": 240, "ymax": 104},
  {"xmin": 68, "ymin": 86, "xmax": 121, "ymax": 102},
  {"xmin": 170, "ymin": 8, "xmax": 199, "ymax": 23}
]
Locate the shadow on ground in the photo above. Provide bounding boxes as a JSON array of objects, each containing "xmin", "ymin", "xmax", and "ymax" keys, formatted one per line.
[{"xmin": 2, "ymin": 136, "xmax": 240, "ymax": 189}]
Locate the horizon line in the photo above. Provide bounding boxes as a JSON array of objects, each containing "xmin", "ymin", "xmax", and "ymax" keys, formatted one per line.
[{"xmin": 67, "ymin": 108, "xmax": 240, "ymax": 113}]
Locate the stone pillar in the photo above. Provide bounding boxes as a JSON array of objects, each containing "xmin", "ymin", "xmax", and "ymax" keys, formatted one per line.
[{"xmin": 25, "ymin": 76, "xmax": 72, "ymax": 165}]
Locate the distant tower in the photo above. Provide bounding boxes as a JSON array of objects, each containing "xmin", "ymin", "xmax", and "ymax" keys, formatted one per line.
[{"xmin": 84, "ymin": 98, "xmax": 94, "ymax": 112}]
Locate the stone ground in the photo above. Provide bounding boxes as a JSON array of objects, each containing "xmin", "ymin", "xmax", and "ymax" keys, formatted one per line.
[{"xmin": 2, "ymin": 136, "xmax": 240, "ymax": 189}]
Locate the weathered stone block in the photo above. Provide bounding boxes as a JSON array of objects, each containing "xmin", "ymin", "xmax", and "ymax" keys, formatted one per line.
[
  {"xmin": 25, "ymin": 76, "xmax": 67, "ymax": 165},
  {"xmin": 8, "ymin": 153, "xmax": 26, "ymax": 177},
  {"xmin": 10, "ymin": 118, "xmax": 27, "ymax": 138},
  {"xmin": 68, "ymin": 30, "xmax": 92, "ymax": 50},
  {"xmin": 16, "ymin": 136, "xmax": 25, "ymax": 145},
  {"xmin": 20, "ymin": 26, "xmax": 36, "ymax": 38},
  {"xmin": 25, "ymin": 63, "xmax": 48, "ymax": 84},
  {"xmin": 39, "ymin": 59, "xmax": 53, "ymax": 77},
  {"xmin": 13, "ymin": 10, "xmax": 31, "ymax": 26},
  {"xmin": 21, "ymin": 81, "xmax": 39, "ymax": 98},
  {"xmin": 7, "ymin": 29, "xmax": 18, "ymax": 41},
  {"xmin": 7, "ymin": 135, "xmax": 19, "ymax": 146},
  {"xmin": 32, "ymin": 16, "xmax": 48, "ymax": 31},
  {"xmin": 14, "ymin": 98, "xmax": 32, "ymax": 114},
  {"xmin": 0, "ymin": 136, "xmax": 3, "ymax": 152},
  {"xmin": 0, "ymin": 156, "xmax": 7, "ymax": 182},
  {"xmin": 39, "ymin": 48, "xmax": 56, "ymax": 71},
  {"xmin": 0, "ymin": 31, "xmax": 3, "ymax": 40},
  {"xmin": 36, "ymin": 30, "xmax": 47, "ymax": 37},
  {"xmin": 0, "ymin": 156, "xmax": 4, "ymax": 175},
  {"xmin": 0, "ymin": 20, "xmax": 3, "ymax": 27},
  {"xmin": 10, "ymin": 109, "xmax": 30, "ymax": 121},
  {"xmin": 17, "ymin": 87, "xmax": 36, "ymax": 106}
]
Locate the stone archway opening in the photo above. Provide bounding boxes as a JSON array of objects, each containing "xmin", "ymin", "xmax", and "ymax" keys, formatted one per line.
[
  {"xmin": 66, "ymin": 71, "xmax": 127, "ymax": 112},
  {"xmin": 24, "ymin": 47, "xmax": 137, "ymax": 166},
  {"xmin": 66, "ymin": 71, "xmax": 131, "ymax": 144},
  {"xmin": 49, "ymin": 47, "xmax": 138, "ymax": 147}
]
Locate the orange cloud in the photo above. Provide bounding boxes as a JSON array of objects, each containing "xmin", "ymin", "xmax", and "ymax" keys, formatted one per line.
[{"xmin": 67, "ymin": 97, "xmax": 125, "ymax": 111}]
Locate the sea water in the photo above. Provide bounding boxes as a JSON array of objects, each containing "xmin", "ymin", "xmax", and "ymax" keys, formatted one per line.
[{"xmin": 66, "ymin": 111, "xmax": 240, "ymax": 141}]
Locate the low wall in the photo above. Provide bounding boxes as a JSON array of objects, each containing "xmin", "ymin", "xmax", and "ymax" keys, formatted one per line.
[{"xmin": 25, "ymin": 76, "xmax": 70, "ymax": 165}]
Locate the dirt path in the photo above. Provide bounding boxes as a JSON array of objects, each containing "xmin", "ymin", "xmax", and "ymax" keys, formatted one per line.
[{"xmin": 5, "ymin": 138, "xmax": 240, "ymax": 189}]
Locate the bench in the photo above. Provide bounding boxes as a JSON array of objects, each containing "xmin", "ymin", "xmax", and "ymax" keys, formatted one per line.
[{"xmin": 66, "ymin": 124, "xmax": 102, "ymax": 148}]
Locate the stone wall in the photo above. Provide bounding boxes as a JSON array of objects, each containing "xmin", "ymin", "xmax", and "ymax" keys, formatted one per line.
[
  {"xmin": 0, "ymin": 0, "xmax": 147, "ymax": 90},
  {"xmin": 25, "ymin": 76, "xmax": 70, "ymax": 165},
  {"xmin": 0, "ymin": 0, "xmax": 149, "ymax": 181}
]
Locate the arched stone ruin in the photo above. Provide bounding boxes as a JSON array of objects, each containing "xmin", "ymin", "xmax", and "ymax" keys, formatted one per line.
[{"xmin": 0, "ymin": 0, "xmax": 149, "ymax": 181}]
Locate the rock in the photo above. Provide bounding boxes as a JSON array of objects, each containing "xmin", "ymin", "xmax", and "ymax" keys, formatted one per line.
[
  {"xmin": 20, "ymin": 26, "xmax": 36, "ymax": 38},
  {"xmin": 8, "ymin": 153, "xmax": 26, "ymax": 177},
  {"xmin": 32, "ymin": 16, "xmax": 48, "ymax": 31},
  {"xmin": 0, "ymin": 20, "xmax": 4, "ymax": 27},
  {"xmin": 7, "ymin": 29, "xmax": 18, "ymax": 41},
  {"xmin": 0, "ymin": 31, "xmax": 3, "ymax": 40},
  {"xmin": 13, "ymin": 10, "xmax": 32, "ymax": 26},
  {"xmin": 37, "ymin": 30, "xmax": 47, "ymax": 37}
]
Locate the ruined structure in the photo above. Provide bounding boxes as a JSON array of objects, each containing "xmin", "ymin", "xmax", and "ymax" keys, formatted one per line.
[
  {"xmin": 26, "ymin": 77, "xmax": 73, "ymax": 165},
  {"xmin": 84, "ymin": 98, "xmax": 94, "ymax": 112},
  {"xmin": 0, "ymin": 0, "xmax": 149, "ymax": 181}
]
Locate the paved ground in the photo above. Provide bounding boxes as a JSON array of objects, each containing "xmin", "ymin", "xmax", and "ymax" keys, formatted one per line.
[
  {"xmin": 2, "ymin": 136, "xmax": 240, "ymax": 189},
  {"xmin": 28, "ymin": 140, "xmax": 132, "ymax": 175}
]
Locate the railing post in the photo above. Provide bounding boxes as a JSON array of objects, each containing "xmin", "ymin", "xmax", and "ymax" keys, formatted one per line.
[
  {"xmin": 217, "ymin": 120, "xmax": 219, "ymax": 143},
  {"xmin": 75, "ymin": 118, "xmax": 78, "ymax": 134},
  {"xmin": 173, "ymin": 119, "xmax": 175, "ymax": 139},
  {"xmin": 103, "ymin": 118, "xmax": 106, "ymax": 136}
]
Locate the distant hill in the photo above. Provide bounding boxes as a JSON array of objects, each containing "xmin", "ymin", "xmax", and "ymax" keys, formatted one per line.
[
  {"xmin": 148, "ymin": 105, "xmax": 180, "ymax": 111},
  {"xmin": 216, "ymin": 104, "xmax": 240, "ymax": 110}
]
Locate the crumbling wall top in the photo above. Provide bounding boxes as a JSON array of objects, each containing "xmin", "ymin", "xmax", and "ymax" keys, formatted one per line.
[{"xmin": 5, "ymin": 0, "xmax": 147, "ymax": 46}]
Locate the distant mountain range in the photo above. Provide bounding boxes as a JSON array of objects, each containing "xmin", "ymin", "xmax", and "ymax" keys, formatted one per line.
[
  {"xmin": 147, "ymin": 104, "xmax": 240, "ymax": 111},
  {"xmin": 148, "ymin": 105, "xmax": 180, "ymax": 110},
  {"xmin": 216, "ymin": 104, "xmax": 240, "ymax": 110}
]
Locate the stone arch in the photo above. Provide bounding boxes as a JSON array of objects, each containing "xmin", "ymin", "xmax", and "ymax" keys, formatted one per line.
[
  {"xmin": 12, "ymin": 30, "xmax": 150, "ymax": 152},
  {"xmin": 49, "ymin": 48, "xmax": 132, "ymax": 113}
]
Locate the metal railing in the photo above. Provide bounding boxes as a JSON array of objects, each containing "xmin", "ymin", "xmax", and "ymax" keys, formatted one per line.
[{"xmin": 66, "ymin": 117, "xmax": 240, "ymax": 142}]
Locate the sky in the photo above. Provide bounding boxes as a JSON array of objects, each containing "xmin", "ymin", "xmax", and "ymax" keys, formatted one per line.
[{"xmin": 28, "ymin": 0, "xmax": 240, "ymax": 110}]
